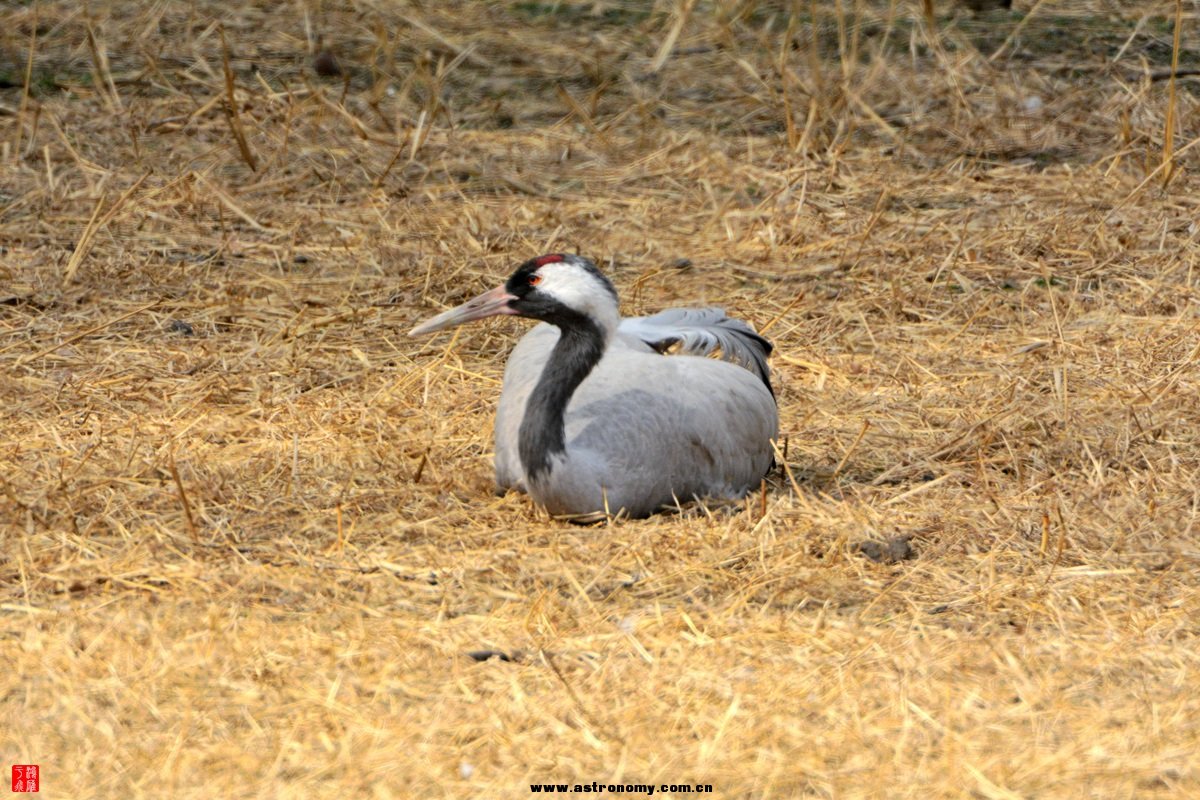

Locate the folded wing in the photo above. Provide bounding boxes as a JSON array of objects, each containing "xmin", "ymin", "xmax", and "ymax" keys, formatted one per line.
[{"xmin": 618, "ymin": 307, "xmax": 774, "ymax": 393}]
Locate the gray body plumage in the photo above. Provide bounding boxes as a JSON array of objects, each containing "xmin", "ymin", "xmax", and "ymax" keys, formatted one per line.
[{"xmin": 494, "ymin": 309, "xmax": 778, "ymax": 517}]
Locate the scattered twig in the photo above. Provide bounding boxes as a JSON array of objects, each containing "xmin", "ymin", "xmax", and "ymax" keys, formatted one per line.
[
  {"xmin": 169, "ymin": 451, "xmax": 200, "ymax": 543},
  {"xmin": 62, "ymin": 172, "xmax": 150, "ymax": 285},
  {"xmin": 219, "ymin": 26, "xmax": 258, "ymax": 171}
]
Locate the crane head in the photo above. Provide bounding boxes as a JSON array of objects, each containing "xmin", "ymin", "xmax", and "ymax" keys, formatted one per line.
[{"xmin": 409, "ymin": 253, "xmax": 619, "ymax": 337}]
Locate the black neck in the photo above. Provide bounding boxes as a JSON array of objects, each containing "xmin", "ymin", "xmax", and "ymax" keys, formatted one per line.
[{"xmin": 518, "ymin": 316, "xmax": 607, "ymax": 481}]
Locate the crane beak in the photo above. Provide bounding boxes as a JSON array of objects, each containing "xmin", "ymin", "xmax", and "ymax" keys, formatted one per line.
[{"xmin": 409, "ymin": 284, "xmax": 518, "ymax": 336}]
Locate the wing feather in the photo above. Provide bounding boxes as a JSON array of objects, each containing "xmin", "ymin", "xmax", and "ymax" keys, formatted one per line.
[{"xmin": 618, "ymin": 307, "xmax": 774, "ymax": 393}]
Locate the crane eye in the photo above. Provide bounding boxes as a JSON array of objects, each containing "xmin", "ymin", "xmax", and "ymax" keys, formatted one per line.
[{"xmin": 528, "ymin": 274, "xmax": 542, "ymax": 286}]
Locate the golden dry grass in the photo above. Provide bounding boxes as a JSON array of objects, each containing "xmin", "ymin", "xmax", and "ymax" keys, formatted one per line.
[{"xmin": 3, "ymin": 1, "xmax": 1200, "ymax": 797}]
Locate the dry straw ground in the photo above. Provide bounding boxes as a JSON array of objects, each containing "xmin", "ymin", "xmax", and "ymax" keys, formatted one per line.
[{"xmin": 2, "ymin": 0, "xmax": 1199, "ymax": 797}]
